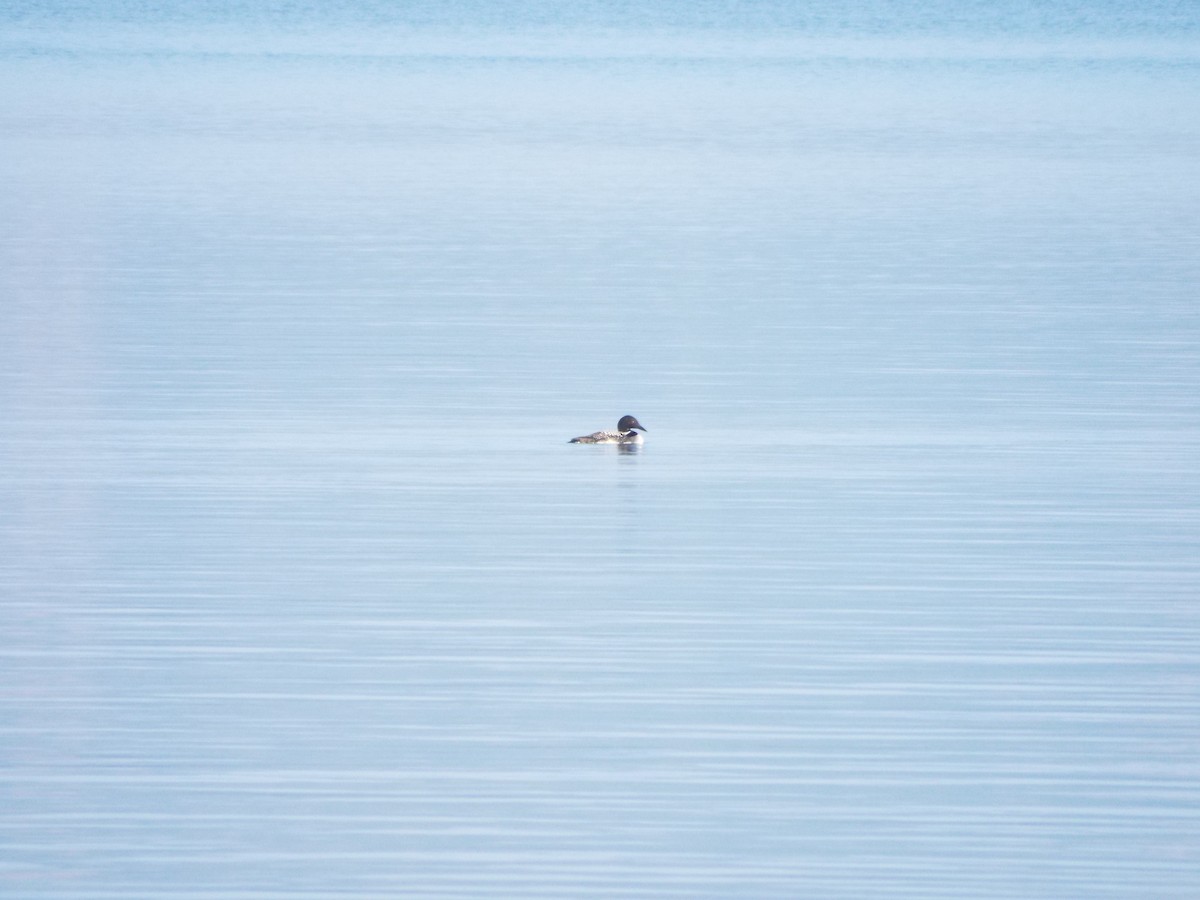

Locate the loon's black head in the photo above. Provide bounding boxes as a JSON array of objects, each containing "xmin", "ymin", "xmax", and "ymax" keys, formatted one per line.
[{"xmin": 618, "ymin": 415, "xmax": 646, "ymax": 433}]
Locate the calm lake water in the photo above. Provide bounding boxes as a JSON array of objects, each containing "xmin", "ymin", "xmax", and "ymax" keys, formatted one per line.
[{"xmin": 2, "ymin": 3, "xmax": 1199, "ymax": 897}]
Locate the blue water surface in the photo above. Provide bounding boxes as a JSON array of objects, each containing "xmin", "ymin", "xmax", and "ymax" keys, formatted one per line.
[{"xmin": 2, "ymin": 2, "xmax": 1199, "ymax": 897}]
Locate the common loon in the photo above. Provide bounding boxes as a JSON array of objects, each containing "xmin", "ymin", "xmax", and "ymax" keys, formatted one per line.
[{"xmin": 569, "ymin": 415, "xmax": 647, "ymax": 444}]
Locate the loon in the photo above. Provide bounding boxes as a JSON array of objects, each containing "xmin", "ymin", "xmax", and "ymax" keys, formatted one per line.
[{"xmin": 569, "ymin": 415, "xmax": 647, "ymax": 445}]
